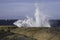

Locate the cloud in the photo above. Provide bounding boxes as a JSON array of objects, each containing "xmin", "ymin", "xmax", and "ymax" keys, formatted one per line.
[
  {"xmin": 0, "ymin": 3, "xmax": 35, "ymax": 19},
  {"xmin": 0, "ymin": 0, "xmax": 60, "ymax": 3},
  {"xmin": 0, "ymin": 1, "xmax": 60, "ymax": 19},
  {"xmin": 38, "ymin": 2, "xmax": 60, "ymax": 19}
]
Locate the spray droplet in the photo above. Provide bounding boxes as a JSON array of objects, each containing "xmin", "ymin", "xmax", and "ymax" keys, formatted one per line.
[{"xmin": 13, "ymin": 3, "xmax": 51, "ymax": 27}]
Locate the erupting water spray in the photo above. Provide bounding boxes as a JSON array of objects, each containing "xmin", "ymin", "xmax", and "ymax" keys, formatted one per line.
[{"xmin": 13, "ymin": 3, "xmax": 51, "ymax": 27}]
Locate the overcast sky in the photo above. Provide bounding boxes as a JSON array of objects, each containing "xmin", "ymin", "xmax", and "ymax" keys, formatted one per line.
[{"xmin": 0, "ymin": 0, "xmax": 60, "ymax": 19}]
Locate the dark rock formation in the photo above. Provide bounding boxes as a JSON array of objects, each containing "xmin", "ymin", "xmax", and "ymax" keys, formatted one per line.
[{"xmin": 0, "ymin": 30, "xmax": 36, "ymax": 40}]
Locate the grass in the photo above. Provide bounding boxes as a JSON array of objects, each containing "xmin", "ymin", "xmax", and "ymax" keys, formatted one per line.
[{"xmin": 0, "ymin": 25, "xmax": 60, "ymax": 40}]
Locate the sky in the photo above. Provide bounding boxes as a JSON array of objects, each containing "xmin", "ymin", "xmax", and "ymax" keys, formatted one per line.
[{"xmin": 0, "ymin": 0, "xmax": 60, "ymax": 19}]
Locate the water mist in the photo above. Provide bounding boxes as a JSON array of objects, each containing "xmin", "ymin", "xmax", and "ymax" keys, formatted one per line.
[{"xmin": 13, "ymin": 3, "xmax": 50, "ymax": 27}]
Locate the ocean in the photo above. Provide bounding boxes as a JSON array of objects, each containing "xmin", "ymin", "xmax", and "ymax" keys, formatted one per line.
[{"xmin": 0, "ymin": 19, "xmax": 60, "ymax": 27}]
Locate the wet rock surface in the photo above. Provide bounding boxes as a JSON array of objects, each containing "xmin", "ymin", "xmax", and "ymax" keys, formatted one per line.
[
  {"xmin": 0, "ymin": 30, "xmax": 36, "ymax": 40},
  {"xmin": 0, "ymin": 27, "xmax": 60, "ymax": 40}
]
